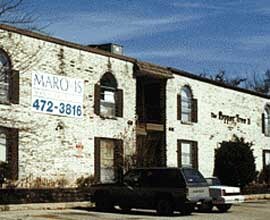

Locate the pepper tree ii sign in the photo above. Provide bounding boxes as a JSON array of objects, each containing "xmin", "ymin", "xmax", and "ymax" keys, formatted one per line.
[{"xmin": 32, "ymin": 72, "xmax": 84, "ymax": 118}]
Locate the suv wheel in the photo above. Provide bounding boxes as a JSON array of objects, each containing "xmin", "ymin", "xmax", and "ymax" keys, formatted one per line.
[
  {"xmin": 95, "ymin": 193, "xmax": 114, "ymax": 211},
  {"xmin": 216, "ymin": 204, "xmax": 232, "ymax": 212},
  {"xmin": 156, "ymin": 199, "xmax": 173, "ymax": 216},
  {"xmin": 119, "ymin": 204, "xmax": 132, "ymax": 212},
  {"xmin": 181, "ymin": 204, "xmax": 194, "ymax": 215},
  {"xmin": 197, "ymin": 202, "xmax": 213, "ymax": 212}
]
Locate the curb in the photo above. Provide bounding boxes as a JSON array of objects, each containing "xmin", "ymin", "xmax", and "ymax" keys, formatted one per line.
[
  {"xmin": 1, "ymin": 195, "xmax": 270, "ymax": 212},
  {"xmin": 244, "ymin": 194, "xmax": 270, "ymax": 202},
  {"xmin": 0, "ymin": 201, "xmax": 93, "ymax": 212}
]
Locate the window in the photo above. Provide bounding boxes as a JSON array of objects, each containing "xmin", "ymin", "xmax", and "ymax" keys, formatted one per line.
[
  {"xmin": 177, "ymin": 140, "xmax": 198, "ymax": 169},
  {"xmin": 263, "ymin": 150, "xmax": 270, "ymax": 167},
  {"xmin": 0, "ymin": 49, "xmax": 11, "ymax": 103},
  {"xmin": 94, "ymin": 73, "xmax": 123, "ymax": 118},
  {"xmin": 0, "ymin": 127, "xmax": 18, "ymax": 180},
  {"xmin": 0, "ymin": 48, "xmax": 19, "ymax": 104},
  {"xmin": 94, "ymin": 137, "xmax": 123, "ymax": 183},
  {"xmin": 263, "ymin": 105, "xmax": 270, "ymax": 136},
  {"xmin": 0, "ymin": 131, "xmax": 7, "ymax": 162},
  {"xmin": 177, "ymin": 86, "xmax": 197, "ymax": 123}
]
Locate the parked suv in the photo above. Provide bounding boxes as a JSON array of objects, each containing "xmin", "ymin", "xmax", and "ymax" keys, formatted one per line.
[{"xmin": 90, "ymin": 167, "xmax": 211, "ymax": 216}]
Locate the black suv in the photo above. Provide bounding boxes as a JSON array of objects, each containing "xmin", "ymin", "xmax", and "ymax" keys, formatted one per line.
[{"xmin": 90, "ymin": 167, "xmax": 210, "ymax": 215}]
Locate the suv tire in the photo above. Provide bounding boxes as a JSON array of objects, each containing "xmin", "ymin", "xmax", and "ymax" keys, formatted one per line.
[
  {"xmin": 119, "ymin": 204, "xmax": 132, "ymax": 212},
  {"xmin": 95, "ymin": 192, "xmax": 114, "ymax": 211},
  {"xmin": 156, "ymin": 199, "xmax": 174, "ymax": 216},
  {"xmin": 181, "ymin": 204, "xmax": 194, "ymax": 215},
  {"xmin": 216, "ymin": 204, "xmax": 232, "ymax": 212},
  {"xmin": 197, "ymin": 202, "xmax": 213, "ymax": 212}
]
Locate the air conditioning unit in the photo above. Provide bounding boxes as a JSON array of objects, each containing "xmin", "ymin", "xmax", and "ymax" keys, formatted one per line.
[{"xmin": 88, "ymin": 43, "xmax": 123, "ymax": 55}]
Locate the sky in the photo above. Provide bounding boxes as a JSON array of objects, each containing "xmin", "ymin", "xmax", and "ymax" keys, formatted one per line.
[{"xmin": 22, "ymin": 0, "xmax": 270, "ymax": 78}]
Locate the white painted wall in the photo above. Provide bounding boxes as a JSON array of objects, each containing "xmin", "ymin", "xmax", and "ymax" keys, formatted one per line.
[{"xmin": 166, "ymin": 75, "xmax": 270, "ymax": 177}]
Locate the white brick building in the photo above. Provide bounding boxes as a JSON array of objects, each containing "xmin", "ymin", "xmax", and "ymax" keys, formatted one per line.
[{"xmin": 0, "ymin": 24, "xmax": 269, "ymax": 186}]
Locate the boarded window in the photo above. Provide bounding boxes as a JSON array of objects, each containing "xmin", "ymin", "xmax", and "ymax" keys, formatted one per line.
[{"xmin": 94, "ymin": 137, "xmax": 123, "ymax": 183}]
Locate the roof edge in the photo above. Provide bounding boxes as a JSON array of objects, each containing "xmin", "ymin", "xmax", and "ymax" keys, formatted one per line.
[
  {"xmin": 0, "ymin": 24, "xmax": 135, "ymax": 63},
  {"xmin": 169, "ymin": 67, "xmax": 270, "ymax": 100}
]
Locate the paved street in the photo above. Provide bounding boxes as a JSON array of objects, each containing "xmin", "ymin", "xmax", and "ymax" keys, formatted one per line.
[{"xmin": 0, "ymin": 201, "xmax": 269, "ymax": 220}]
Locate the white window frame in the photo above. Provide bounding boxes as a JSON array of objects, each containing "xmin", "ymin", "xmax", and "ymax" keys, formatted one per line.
[
  {"xmin": 181, "ymin": 86, "xmax": 192, "ymax": 122},
  {"xmin": 0, "ymin": 129, "xmax": 7, "ymax": 163},
  {"xmin": 265, "ymin": 106, "xmax": 270, "ymax": 136}
]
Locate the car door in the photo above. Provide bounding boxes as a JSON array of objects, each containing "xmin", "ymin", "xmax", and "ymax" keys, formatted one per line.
[{"xmin": 117, "ymin": 170, "xmax": 143, "ymax": 207}]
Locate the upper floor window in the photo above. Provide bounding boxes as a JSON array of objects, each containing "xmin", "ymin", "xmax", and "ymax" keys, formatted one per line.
[
  {"xmin": 177, "ymin": 86, "xmax": 197, "ymax": 123},
  {"xmin": 0, "ymin": 49, "xmax": 11, "ymax": 103},
  {"xmin": 94, "ymin": 73, "xmax": 123, "ymax": 118},
  {"xmin": 263, "ymin": 105, "xmax": 270, "ymax": 136},
  {"xmin": 0, "ymin": 49, "xmax": 19, "ymax": 104}
]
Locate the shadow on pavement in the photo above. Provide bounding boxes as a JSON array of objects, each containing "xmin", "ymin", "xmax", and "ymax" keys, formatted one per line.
[{"xmin": 73, "ymin": 206, "xmax": 187, "ymax": 217}]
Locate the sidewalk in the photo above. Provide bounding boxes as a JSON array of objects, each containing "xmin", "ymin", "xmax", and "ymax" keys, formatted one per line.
[{"xmin": 1, "ymin": 194, "xmax": 269, "ymax": 212}]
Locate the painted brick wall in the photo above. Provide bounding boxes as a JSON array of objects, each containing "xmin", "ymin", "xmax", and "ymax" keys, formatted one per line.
[
  {"xmin": 166, "ymin": 75, "xmax": 270, "ymax": 177},
  {"xmin": 0, "ymin": 29, "xmax": 136, "ymax": 185}
]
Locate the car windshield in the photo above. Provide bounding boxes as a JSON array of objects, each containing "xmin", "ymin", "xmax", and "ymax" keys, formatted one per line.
[
  {"xmin": 182, "ymin": 168, "xmax": 207, "ymax": 185},
  {"xmin": 206, "ymin": 177, "xmax": 221, "ymax": 186}
]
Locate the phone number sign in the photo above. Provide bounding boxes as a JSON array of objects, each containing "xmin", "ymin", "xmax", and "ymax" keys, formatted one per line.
[{"xmin": 32, "ymin": 72, "xmax": 84, "ymax": 118}]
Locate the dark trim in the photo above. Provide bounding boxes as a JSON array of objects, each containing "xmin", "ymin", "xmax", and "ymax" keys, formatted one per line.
[{"xmin": 169, "ymin": 67, "xmax": 270, "ymax": 100}]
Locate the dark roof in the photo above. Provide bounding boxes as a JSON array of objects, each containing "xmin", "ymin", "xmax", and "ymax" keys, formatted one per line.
[
  {"xmin": 0, "ymin": 24, "xmax": 269, "ymax": 100},
  {"xmin": 135, "ymin": 61, "xmax": 173, "ymax": 79}
]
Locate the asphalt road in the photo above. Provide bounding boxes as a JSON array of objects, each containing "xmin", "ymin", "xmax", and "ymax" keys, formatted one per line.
[{"xmin": 0, "ymin": 201, "xmax": 269, "ymax": 220}]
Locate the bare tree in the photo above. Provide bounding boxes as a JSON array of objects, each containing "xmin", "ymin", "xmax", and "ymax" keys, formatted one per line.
[
  {"xmin": 200, "ymin": 70, "xmax": 247, "ymax": 87},
  {"xmin": 244, "ymin": 70, "xmax": 270, "ymax": 94},
  {"xmin": 0, "ymin": 0, "xmax": 47, "ymax": 31}
]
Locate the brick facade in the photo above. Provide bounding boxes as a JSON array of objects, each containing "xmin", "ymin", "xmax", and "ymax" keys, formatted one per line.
[{"xmin": 0, "ymin": 25, "xmax": 269, "ymax": 186}]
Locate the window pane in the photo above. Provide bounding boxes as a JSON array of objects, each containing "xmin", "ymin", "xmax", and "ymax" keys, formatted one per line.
[
  {"xmin": 100, "ymin": 140, "xmax": 115, "ymax": 183},
  {"xmin": 0, "ymin": 51, "xmax": 10, "ymax": 102},
  {"xmin": 181, "ymin": 87, "xmax": 192, "ymax": 122},
  {"xmin": 0, "ymin": 132, "xmax": 7, "ymax": 162},
  {"xmin": 265, "ymin": 152, "xmax": 270, "ymax": 166},
  {"xmin": 0, "ymin": 82, "xmax": 8, "ymax": 102},
  {"xmin": 265, "ymin": 108, "xmax": 270, "ymax": 136},
  {"xmin": 182, "ymin": 143, "xmax": 192, "ymax": 167},
  {"xmin": 100, "ymin": 88, "xmax": 116, "ymax": 117}
]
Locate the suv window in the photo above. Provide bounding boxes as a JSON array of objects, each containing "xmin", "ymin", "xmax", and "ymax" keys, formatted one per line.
[
  {"xmin": 140, "ymin": 169, "xmax": 186, "ymax": 188},
  {"xmin": 182, "ymin": 168, "xmax": 207, "ymax": 185},
  {"xmin": 123, "ymin": 170, "xmax": 141, "ymax": 186},
  {"xmin": 206, "ymin": 177, "xmax": 221, "ymax": 186}
]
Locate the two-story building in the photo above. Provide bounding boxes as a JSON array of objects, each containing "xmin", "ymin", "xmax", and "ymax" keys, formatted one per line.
[{"xmin": 0, "ymin": 24, "xmax": 269, "ymax": 186}]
